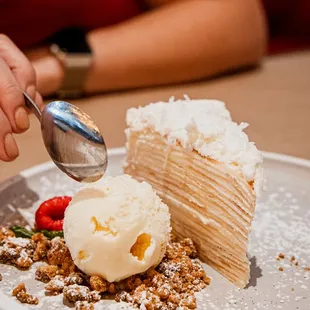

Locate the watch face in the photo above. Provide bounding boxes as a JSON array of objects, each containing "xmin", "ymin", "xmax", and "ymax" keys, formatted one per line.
[{"xmin": 50, "ymin": 27, "xmax": 92, "ymax": 54}]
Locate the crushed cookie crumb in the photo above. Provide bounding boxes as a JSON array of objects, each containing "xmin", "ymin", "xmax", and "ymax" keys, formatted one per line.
[
  {"xmin": 0, "ymin": 237, "xmax": 35, "ymax": 269},
  {"xmin": 89, "ymin": 275, "xmax": 108, "ymax": 293},
  {"xmin": 295, "ymin": 262, "xmax": 299, "ymax": 266},
  {"xmin": 116, "ymin": 237, "xmax": 210, "ymax": 309},
  {"xmin": 279, "ymin": 267, "xmax": 284, "ymax": 271},
  {"xmin": 0, "ymin": 227, "xmax": 15, "ymax": 241},
  {"xmin": 45, "ymin": 275, "xmax": 65, "ymax": 293},
  {"xmin": 304, "ymin": 267, "xmax": 310, "ymax": 272},
  {"xmin": 63, "ymin": 284, "xmax": 101, "ymax": 303},
  {"xmin": 278, "ymin": 253, "xmax": 285, "ymax": 259},
  {"xmin": 12, "ymin": 283, "xmax": 38, "ymax": 305},
  {"xmin": 290, "ymin": 256, "xmax": 295, "ymax": 262},
  {"xmin": 63, "ymin": 284, "xmax": 92, "ymax": 303},
  {"xmin": 75, "ymin": 301, "xmax": 94, "ymax": 310},
  {"xmin": 47, "ymin": 238, "xmax": 75, "ymax": 275},
  {"xmin": 65, "ymin": 272, "xmax": 85, "ymax": 286},
  {"xmin": 36, "ymin": 265, "xmax": 59, "ymax": 283},
  {"xmin": 1, "ymin": 227, "xmax": 209, "ymax": 310},
  {"xmin": 32, "ymin": 233, "xmax": 50, "ymax": 261},
  {"xmin": 90, "ymin": 290, "xmax": 101, "ymax": 302},
  {"xmin": 108, "ymin": 282, "xmax": 118, "ymax": 294}
]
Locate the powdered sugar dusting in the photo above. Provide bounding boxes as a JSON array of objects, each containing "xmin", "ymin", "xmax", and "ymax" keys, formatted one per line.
[{"xmin": 7, "ymin": 238, "xmax": 32, "ymax": 248}]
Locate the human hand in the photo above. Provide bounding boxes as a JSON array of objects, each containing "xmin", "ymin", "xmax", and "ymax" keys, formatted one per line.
[{"xmin": 0, "ymin": 34, "xmax": 43, "ymax": 161}]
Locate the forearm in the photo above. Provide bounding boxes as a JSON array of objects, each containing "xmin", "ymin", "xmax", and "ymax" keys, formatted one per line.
[{"xmin": 85, "ymin": 0, "xmax": 267, "ymax": 93}]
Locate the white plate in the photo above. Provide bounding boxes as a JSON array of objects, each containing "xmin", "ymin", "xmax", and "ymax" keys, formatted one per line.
[{"xmin": 0, "ymin": 148, "xmax": 309, "ymax": 310}]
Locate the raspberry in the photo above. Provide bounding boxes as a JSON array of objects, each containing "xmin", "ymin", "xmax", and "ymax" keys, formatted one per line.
[{"xmin": 35, "ymin": 196, "xmax": 72, "ymax": 231}]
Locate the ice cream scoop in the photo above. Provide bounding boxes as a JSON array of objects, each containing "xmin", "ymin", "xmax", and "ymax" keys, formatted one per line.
[{"xmin": 63, "ymin": 175, "xmax": 171, "ymax": 282}]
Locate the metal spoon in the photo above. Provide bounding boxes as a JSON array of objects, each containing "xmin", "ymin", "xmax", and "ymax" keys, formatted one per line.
[{"xmin": 23, "ymin": 91, "xmax": 108, "ymax": 183}]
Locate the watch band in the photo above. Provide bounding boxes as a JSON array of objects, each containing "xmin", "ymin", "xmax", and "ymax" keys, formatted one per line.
[{"xmin": 50, "ymin": 44, "xmax": 92, "ymax": 99}]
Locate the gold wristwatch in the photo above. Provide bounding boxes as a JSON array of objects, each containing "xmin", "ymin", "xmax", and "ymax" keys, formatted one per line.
[{"xmin": 49, "ymin": 28, "xmax": 92, "ymax": 99}]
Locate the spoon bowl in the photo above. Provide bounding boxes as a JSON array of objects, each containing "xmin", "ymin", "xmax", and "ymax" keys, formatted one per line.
[{"xmin": 23, "ymin": 93, "xmax": 108, "ymax": 182}]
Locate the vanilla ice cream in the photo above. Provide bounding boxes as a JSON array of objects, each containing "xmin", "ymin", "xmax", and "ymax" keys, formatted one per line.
[{"xmin": 63, "ymin": 175, "xmax": 171, "ymax": 282}]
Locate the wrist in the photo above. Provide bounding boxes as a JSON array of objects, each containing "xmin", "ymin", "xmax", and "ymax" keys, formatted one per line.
[
  {"xmin": 83, "ymin": 32, "xmax": 96, "ymax": 94},
  {"xmin": 29, "ymin": 47, "xmax": 64, "ymax": 96},
  {"xmin": 44, "ymin": 53, "xmax": 64, "ymax": 94},
  {"xmin": 84, "ymin": 31, "xmax": 105, "ymax": 94},
  {"xmin": 50, "ymin": 28, "xmax": 93, "ymax": 98}
]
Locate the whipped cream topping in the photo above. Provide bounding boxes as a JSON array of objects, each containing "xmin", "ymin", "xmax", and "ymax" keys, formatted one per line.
[{"xmin": 126, "ymin": 97, "xmax": 264, "ymax": 196}]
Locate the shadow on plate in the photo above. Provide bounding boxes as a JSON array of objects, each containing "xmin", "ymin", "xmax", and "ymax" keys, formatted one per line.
[
  {"xmin": 246, "ymin": 256, "xmax": 263, "ymax": 288},
  {"xmin": 0, "ymin": 175, "xmax": 39, "ymax": 227}
]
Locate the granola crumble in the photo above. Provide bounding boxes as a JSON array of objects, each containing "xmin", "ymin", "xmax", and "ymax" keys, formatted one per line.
[
  {"xmin": 65, "ymin": 272, "xmax": 85, "ymax": 286},
  {"xmin": 63, "ymin": 284, "xmax": 92, "ymax": 303},
  {"xmin": 0, "ymin": 237, "xmax": 35, "ymax": 269},
  {"xmin": 115, "ymin": 238, "xmax": 210, "ymax": 309},
  {"xmin": 89, "ymin": 275, "xmax": 108, "ymax": 293},
  {"xmin": 45, "ymin": 273, "xmax": 86, "ymax": 294},
  {"xmin": 36, "ymin": 265, "xmax": 59, "ymax": 283},
  {"xmin": 0, "ymin": 227, "xmax": 15, "ymax": 241},
  {"xmin": 47, "ymin": 238, "xmax": 75, "ymax": 275},
  {"xmin": 12, "ymin": 283, "xmax": 39, "ymax": 305},
  {"xmin": 75, "ymin": 301, "xmax": 94, "ymax": 310},
  {"xmin": 0, "ymin": 226, "xmax": 210, "ymax": 309},
  {"xmin": 32, "ymin": 233, "xmax": 51, "ymax": 261},
  {"xmin": 45, "ymin": 275, "xmax": 66, "ymax": 293}
]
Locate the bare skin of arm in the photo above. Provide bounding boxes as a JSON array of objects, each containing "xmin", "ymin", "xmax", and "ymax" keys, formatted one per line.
[{"xmin": 28, "ymin": 0, "xmax": 267, "ymax": 96}]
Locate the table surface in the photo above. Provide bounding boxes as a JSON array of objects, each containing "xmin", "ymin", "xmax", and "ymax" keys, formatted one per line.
[{"xmin": 0, "ymin": 51, "xmax": 309, "ymax": 182}]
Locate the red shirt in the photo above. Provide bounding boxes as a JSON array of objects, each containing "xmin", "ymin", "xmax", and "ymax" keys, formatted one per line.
[
  {"xmin": 262, "ymin": 0, "xmax": 310, "ymax": 53},
  {"xmin": 0, "ymin": 0, "xmax": 309, "ymax": 54},
  {"xmin": 0, "ymin": 0, "xmax": 143, "ymax": 49}
]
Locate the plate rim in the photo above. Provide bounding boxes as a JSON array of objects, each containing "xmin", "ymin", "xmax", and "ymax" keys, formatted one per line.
[{"xmin": 4, "ymin": 148, "xmax": 310, "ymax": 183}]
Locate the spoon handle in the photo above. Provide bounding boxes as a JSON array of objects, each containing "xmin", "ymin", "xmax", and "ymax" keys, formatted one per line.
[{"xmin": 23, "ymin": 91, "xmax": 42, "ymax": 120}]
